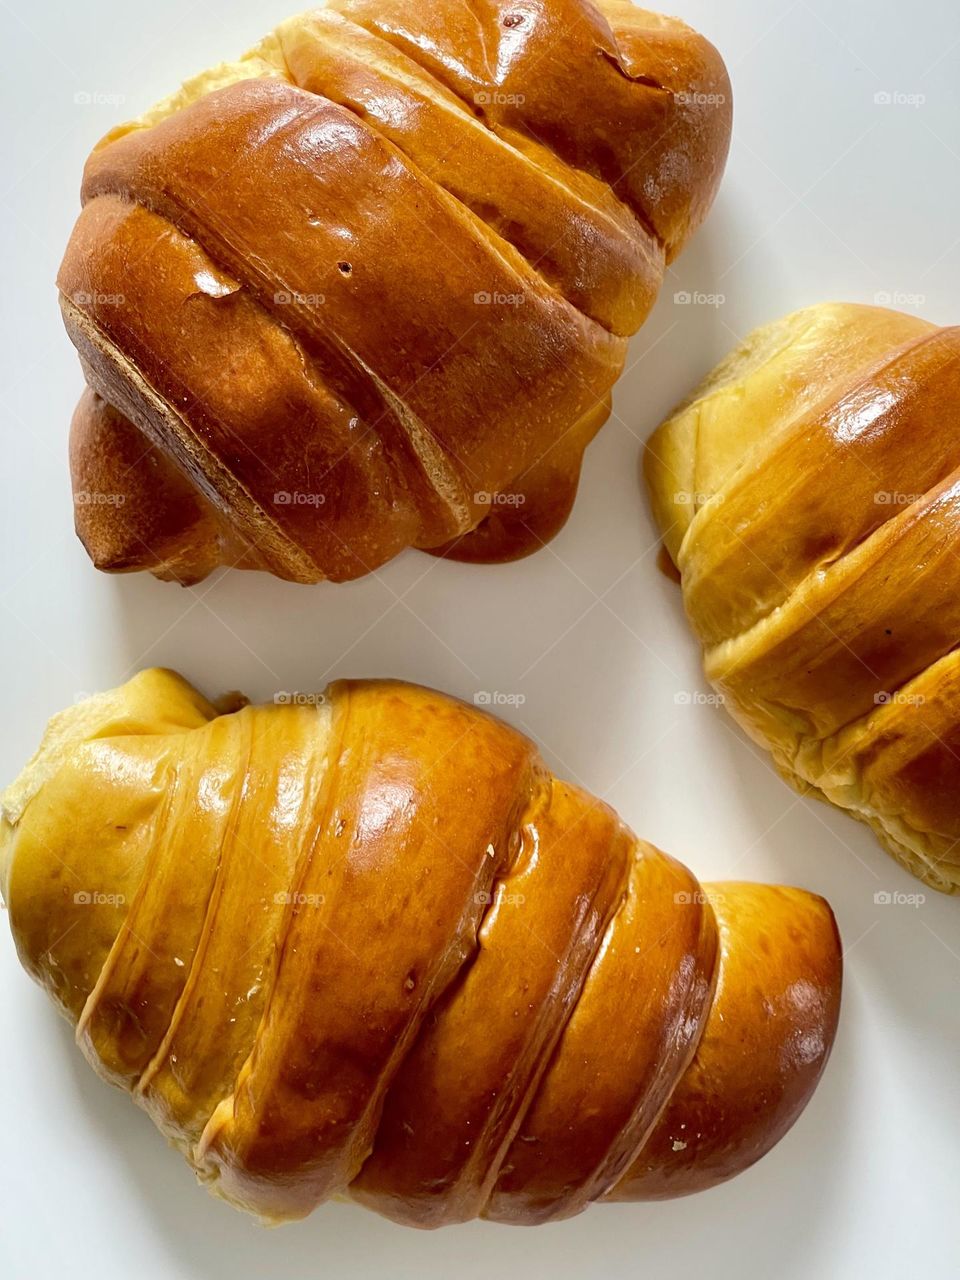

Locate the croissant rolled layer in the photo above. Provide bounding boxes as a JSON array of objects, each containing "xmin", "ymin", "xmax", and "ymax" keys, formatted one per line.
[
  {"xmin": 646, "ymin": 301, "xmax": 960, "ymax": 893},
  {"xmin": 1, "ymin": 670, "xmax": 840, "ymax": 1226},
  {"xmin": 57, "ymin": 0, "xmax": 732, "ymax": 583}
]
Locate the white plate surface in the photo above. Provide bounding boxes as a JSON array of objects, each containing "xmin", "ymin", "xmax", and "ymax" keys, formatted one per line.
[{"xmin": 1, "ymin": 2, "xmax": 958, "ymax": 1276}]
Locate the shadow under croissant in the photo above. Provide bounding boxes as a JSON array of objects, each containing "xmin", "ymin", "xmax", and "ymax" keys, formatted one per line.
[
  {"xmin": 0, "ymin": 671, "xmax": 842, "ymax": 1234},
  {"xmin": 54, "ymin": 984, "xmax": 853, "ymax": 1280}
]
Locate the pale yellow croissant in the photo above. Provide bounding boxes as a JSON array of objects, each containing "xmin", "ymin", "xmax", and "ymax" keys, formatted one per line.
[
  {"xmin": 647, "ymin": 301, "xmax": 960, "ymax": 893},
  {"xmin": 1, "ymin": 670, "xmax": 841, "ymax": 1226}
]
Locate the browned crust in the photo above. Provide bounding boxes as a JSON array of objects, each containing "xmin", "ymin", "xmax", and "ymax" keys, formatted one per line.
[
  {"xmin": 4, "ymin": 672, "xmax": 840, "ymax": 1226},
  {"xmin": 57, "ymin": 0, "xmax": 732, "ymax": 584}
]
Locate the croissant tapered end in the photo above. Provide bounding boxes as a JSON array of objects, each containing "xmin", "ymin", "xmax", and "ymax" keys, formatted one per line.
[
  {"xmin": 646, "ymin": 301, "xmax": 960, "ymax": 894},
  {"xmin": 69, "ymin": 388, "xmax": 232, "ymax": 584},
  {"xmin": 4, "ymin": 671, "xmax": 841, "ymax": 1227},
  {"xmin": 605, "ymin": 883, "xmax": 841, "ymax": 1201},
  {"xmin": 56, "ymin": 0, "xmax": 731, "ymax": 584}
]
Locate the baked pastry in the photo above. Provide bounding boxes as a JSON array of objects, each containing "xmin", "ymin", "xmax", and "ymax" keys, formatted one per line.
[
  {"xmin": 58, "ymin": 0, "xmax": 732, "ymax": 584},
  {"xmin": 1, "ymin": 669, "xmax": 840, "ymax": 1226},
  {"xmin": 646, "ymin": 302, "xmax": 960, "ymax": 894}
]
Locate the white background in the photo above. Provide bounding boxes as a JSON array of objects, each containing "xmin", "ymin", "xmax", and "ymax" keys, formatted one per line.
[{"xmin": 1, "ymin": 1, "xmax": 958, "ymax": 1276}]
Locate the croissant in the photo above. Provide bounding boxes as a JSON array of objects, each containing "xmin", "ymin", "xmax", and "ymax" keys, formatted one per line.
[
  {"xmin": 58, "ymin": 0, "xmax": 731, "ymax": 585},
  {"xmin": 646, "ymin": 301, "xmax": 960, "ymax": 894},
  {"xmin": 0, "ymin": 669, "xmax": 840, "ymax": 1227}
]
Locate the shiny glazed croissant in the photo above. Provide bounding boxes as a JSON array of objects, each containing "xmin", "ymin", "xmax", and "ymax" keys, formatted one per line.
[
  {"xmin": 58, "ymin": 0, "xmax": 732, "ymax": 584},
  {"xmin": 646, "ymin": 302, "xmax": 960, "ymax": 894},
  {"xmin": 1, "ymin": 670, "xmax": 840, "ymax": 1227}
]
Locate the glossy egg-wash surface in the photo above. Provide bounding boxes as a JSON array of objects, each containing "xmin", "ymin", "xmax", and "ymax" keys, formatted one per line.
[
  {"xmin": 1, "ymin": 669, "xmax": 840, "ymax": 1226},
  {"xmin": 646, "ymin": 302, "xmax": 960, "ymax": 893},
  {"xmin": 58, "ymin": 0, "xmax": 731, "ymax": 584}
]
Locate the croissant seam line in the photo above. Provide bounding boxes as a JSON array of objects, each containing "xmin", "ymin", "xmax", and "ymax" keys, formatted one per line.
[
  {"xmin": 700, "ymin": 449, "xmax": 960, "ymax": 691},
  {"xmin": 134, "ymin": 714, "xmax": 255, "ymax": 1100},
  {"xmin": 599, "ymin": 895, "xmax": 722, "ymax": 1202},
  {"xmin": 325, "ymin": 9, "xmax": 665, "ymax": 258},
  {"xmin": 73, "ymin": 759, "xmax": 182, "ymax": 1052},
  {"xmin": 349, "ymin": 769, "xmax": 552, "ymax": 1212},
  {"xmin": 473, "ymin": 820, "xmax": 637, "ymax": 1219},
  {"xmin": 101, "ymin": 27, "xmax": 651, "ymax": 336},
  {"xmin": 192, "ymin": 684, "xmax": 351, "ymax": 1175},
  {"xmin": 562, "ymin": 892, "xmax": 719, "ymax": 1215},
  {"xmin": 299, "ymin": 90, "xmax": 627, "ymax": 339},
  {"xmin": 706, "ymin": 579, "xmax": 960, "ymax": 745},
  {"xmin": 61, "ymin": 290, "xmax": 322, "ymax": 582},
  {"xmin": 329, "ymin": 717, "xmax": 548, "ymax": 1204},
  {"xmin": 278, "ymin": 9, "xmax": 649, "ymax": 318},
  {"xmin": 82, "ymin": 173, "xmax": 478, "ymax": 531},
  {"xmin": 679, "ymin": 325, "xmax": 958, "ymax": 601},
  {"xmin": 787, "ymin": 664, "xmax": 960, "ymax": 805}
]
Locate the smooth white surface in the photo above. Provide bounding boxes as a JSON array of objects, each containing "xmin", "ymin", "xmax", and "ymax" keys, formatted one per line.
[{"xmin": 1, "ymin": 1, "xmax": 958, "ymax": 1276}]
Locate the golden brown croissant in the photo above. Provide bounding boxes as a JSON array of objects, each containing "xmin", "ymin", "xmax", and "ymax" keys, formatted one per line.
[
  {"xmin": 1, "ymin": 669, "xmax": 841, "ymax": 1227},
  {"xmin": 646, "ymin": 301, "xmax": 960, "ymax": 894},
  {"xmin": 58, "ymin": 0, "xmax": 731, "ymax": 584}
]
